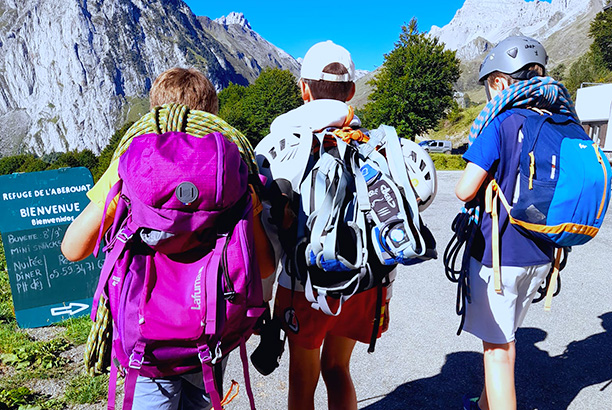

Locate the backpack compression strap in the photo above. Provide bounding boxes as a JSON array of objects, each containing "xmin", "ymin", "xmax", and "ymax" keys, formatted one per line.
[
  {"xmin": 303, "ymin": 268, "xmax": 363, "ymax": 316},
  {"xmin": 303, "ymin": 150, "xmax": 366, "ymax": 272},
  {"xmin": 544, "ymin": 248, "xmax": 563, "ymax": 311},
  {"xmin": 354, "ymin": 126, "xmax": 428, "ymax": 262}
]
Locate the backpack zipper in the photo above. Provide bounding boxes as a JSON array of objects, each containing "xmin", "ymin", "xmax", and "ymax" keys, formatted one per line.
[
  {"xmin": 594, "ymin": 144, "xmax": 608, "ymax": 220},
  {"xmin": 221, "ymin": 233, "xmax": 236, "ymax": 301}
]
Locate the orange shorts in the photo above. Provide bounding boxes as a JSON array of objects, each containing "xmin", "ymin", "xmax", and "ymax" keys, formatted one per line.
[{"xmin": 274, "ymin": 285, "xmax": 388, "ymax": 350}]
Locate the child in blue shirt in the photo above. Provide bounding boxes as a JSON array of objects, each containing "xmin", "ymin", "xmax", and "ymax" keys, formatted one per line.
[{"xmin": 455, "ymin": 36, "xmax": 571, "ymax": 410}]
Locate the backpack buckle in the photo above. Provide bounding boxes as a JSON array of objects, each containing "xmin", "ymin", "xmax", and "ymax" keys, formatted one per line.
[
  {"xmin": 198, "ymin": 345, "xmax": 212, "ymax": 364},
  {"xmin": 128, "ymin": 351, "xmax": 144, "ymax": 370},
  {"xmin": 211, "ymin": 341, "xmax": 223, "ymax": 365},
  {"xmin": 117, "ymin": 228, "xmax": 134, "ymax": 244}
]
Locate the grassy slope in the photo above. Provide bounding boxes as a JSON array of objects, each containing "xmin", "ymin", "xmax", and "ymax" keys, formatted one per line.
[
  {"xmin": 0, "ymin": 238, "xmax": 106, "ymax": 409},
  {"xmin": 348, "ymin": 69, "xmax": 378, "ymax": 109},
  {"xmin": 428, "ymin": 103, "xmax": 485, "ymax": 148}
]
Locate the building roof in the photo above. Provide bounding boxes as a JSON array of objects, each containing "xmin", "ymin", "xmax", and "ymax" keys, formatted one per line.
[{"xmin": 575, "ymin": 83, "xmax": 612, "ymax": 123}]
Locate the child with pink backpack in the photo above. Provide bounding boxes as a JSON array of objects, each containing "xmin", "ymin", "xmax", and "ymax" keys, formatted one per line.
[{"xmin": 62, "ymin": 68, "xmax": 274, "ymax": 410}]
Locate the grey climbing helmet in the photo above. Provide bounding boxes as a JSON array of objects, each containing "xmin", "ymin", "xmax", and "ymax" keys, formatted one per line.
[{"xmin": 478, "ymin": 36, "xmax": 548, "ymax": 84}]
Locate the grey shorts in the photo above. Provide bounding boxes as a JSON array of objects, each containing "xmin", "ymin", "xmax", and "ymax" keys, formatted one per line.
[
  {"xmin": 132, "ymin": 356, "xmax": 228, "ymax": 410},
  {"xmin": 463, "ymin": 258, "xmax": 551, "ymax": 344},
  {"xmin": 133, "ymin": 372, "xmax": 211, "ymax": 410}
]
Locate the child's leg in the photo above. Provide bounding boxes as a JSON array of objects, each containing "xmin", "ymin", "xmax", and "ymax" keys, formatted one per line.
[
  {"xmin": 288, "ymin": 340, "xmax": 321, "ymax": 410},
  {"xmin": 480, "ymin": 341, "xmax": 516, "ymax": 410},
  {"xmin": 321, "ymin": 333, "xmax": 357, "ymax": 410}
]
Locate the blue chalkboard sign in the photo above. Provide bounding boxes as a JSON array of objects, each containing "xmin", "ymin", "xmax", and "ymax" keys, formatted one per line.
[{"xmin": 0, "ymin": 168, "xmax": 103, "ymax": 328}]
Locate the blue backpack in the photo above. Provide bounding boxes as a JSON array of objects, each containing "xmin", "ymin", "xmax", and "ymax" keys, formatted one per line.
[
  {"xmin": 490, "ymin": 109, "xmax": 611, "ymax": 246},
  {"xmin": 486, "ymin": 109, "xmax": 611, "ymax": 304}
]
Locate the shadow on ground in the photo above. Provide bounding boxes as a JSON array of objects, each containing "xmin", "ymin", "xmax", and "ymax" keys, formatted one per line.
[{"xmin": 360, "ymin": 312, "xmax": 612, "ymax": 410}]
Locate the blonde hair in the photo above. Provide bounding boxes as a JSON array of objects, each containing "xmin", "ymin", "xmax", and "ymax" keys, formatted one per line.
[{"xmin": 149, "ymin": 68, "xmax": 219, "ymax": 114}]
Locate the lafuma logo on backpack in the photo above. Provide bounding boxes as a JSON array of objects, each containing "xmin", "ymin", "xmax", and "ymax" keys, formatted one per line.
[{"xmin": 190, "ymin": 269, "xmax": 202, "ymax": 311}]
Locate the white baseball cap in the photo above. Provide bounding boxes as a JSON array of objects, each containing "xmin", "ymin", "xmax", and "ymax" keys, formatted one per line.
[{"xmin": 300, "ymin": 40, "xmax": 355, "ymax": 82}]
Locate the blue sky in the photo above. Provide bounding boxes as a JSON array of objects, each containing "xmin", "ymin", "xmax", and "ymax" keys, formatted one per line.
[{"xmin": 184, "ymin": 1, "xmax": 468, "ymax": 71}]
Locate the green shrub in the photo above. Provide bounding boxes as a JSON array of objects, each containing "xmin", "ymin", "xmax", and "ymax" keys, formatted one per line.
[
  {"xmin": 0, "ymin": 386, "xmax": 36, "ymax": 409},
  {"xmin": 430, "ymin": 153, "xmax": 466, "ymax": 170},
  {"xmin": 0, "ymin": 386, "xmax": 64, "ymax": 410},
  {"xmin": 0, "ymin": 267, "xmax": 17, "ymax": 325},
  {"xmin": 0, "ymin": 338, "xmax": 69, "ymax": 370},
  {"xmin": 361, "ymin": 18, "xmax": 460, "ymax": 138}
]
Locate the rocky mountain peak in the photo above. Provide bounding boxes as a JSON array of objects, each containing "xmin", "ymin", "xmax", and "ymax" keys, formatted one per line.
[
  {"xmin": 0, "ymin": 1, "xmax": 299, "ymax": 157},
  {"xmin": 429, "ymin": 0, "xmax": 602, "ymax": 61},
  {"xmin": 214, "ymin": 12, "xmax": 251, "ymax": 30}
]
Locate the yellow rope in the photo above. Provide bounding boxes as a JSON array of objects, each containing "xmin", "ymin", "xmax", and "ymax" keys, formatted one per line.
[
  {"xmin": 84, "ymin": 296, "xmax": 112, "ymax": 376},
  {"xmin": 112, "ymin": 103, "xmax": 258, "ymax": 175}
]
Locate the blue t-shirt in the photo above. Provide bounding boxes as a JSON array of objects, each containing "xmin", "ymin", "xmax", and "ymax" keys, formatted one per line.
[{"xmin": 463, "ymin": 109, "xmax": 554, "ymax": 267}]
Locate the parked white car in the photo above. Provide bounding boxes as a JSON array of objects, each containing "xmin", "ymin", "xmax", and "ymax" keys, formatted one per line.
[{"xmin": 418, "ymin": 140, "xmax": 452, "ymax": 154}]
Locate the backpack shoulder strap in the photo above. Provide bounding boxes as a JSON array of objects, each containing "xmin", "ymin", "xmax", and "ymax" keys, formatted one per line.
[{"xmin": 93, "ymin": 179, "xmax": 123, "ymax": 256}]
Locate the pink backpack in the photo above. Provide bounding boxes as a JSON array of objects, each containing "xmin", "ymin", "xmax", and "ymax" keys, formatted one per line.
[{"xmin": 92, "ymin": 131, "xmax": 265, "ymax": 410}]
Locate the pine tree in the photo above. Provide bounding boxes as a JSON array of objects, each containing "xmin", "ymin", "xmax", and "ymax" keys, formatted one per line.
[{"xmin": 589, "ymin": 5, "xmax": 612, "ymax": 71}]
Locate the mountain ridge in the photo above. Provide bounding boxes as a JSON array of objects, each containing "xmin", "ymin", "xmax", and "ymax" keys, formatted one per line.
[
  {"xmin": 429, "ymin": 0, "xmax": 606, "ymax": 95},
  {"xmin": 0, "ymin": 1, "xmax": 300, "ymax": 157},
  {"xmin": 429, "ymin": 0, "xmax": 602, "ymax": 62}
]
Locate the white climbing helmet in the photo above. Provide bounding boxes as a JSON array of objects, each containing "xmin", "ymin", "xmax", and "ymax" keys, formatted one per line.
[
  {"xmin": 400, "ymin": 138, "xmax": 437, "ymax": 211},
  {"xmin": 255, "ymin": 127, "xmax": 313, "ymax": 192}
]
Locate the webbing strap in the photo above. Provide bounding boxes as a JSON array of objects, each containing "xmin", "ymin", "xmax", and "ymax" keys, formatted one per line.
[
  {"xmin": 121, "ymin": 341, "xmax": 145, "ymax": 410},
  {"xmin": 306, "ymin": 154, "xmax": 358, "ymax": 268},
  {"xmin": 121, "ymin": 368, "xmax": 139, "ymax": 410},
  {"xmin": 379, "ymin": 126, "xmax": 421, "ymax": 227},
  {"xmin": 91, "ymin": 231, "xmax": 130, "ymax": 320},
  {"xmin": 368, "ymin": 126, "xmax": 426, "ymax": 259},
  {"xmin": 544, "ymin": 248, "xmax": 563, "ymax": 311},
  {"xmin": 528, "ymin": 152, "xmax": 535, "ymax": 190},
  {"xmin": 107, "ymin": 354, "xmax": 118, "ymax": 410},
  {"xmin": 351, "ymin": 151, "xmax": 371, "ymax": 212},
  {"xmin": 205, "ymin": 236, "xmax": 225, "ymax": 336},
  {"xmin": 321, "ymin": 167, "xmax": 350, "ymax": 263},
  {"xmin": 239, "ymin": 338, "xmax": 257, "ymax": 410},
  {"xmin": 202, "ymin": 364, "xmax": 223, "ymax": 410},
  {"xmin": 594, "ymin": 144, "xmax": 609, "ymax": 220},
  {"xmin": 198, "ymin": 345, "xmax": 223, "ymax": 410},
  {"xmin": 304, "ymin": 271, "xmax": 361, "ymax": 316},
  {"xmin": 367, "ymin": 283, "xmax": 384, "ymax": 353},
  {"xmin": 485, "ymin": 180, "xmax": 502, "ymax": 294},
  {"xmin": 94, "ymin": 180, "xmax": 123, "ymax": 257}
]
